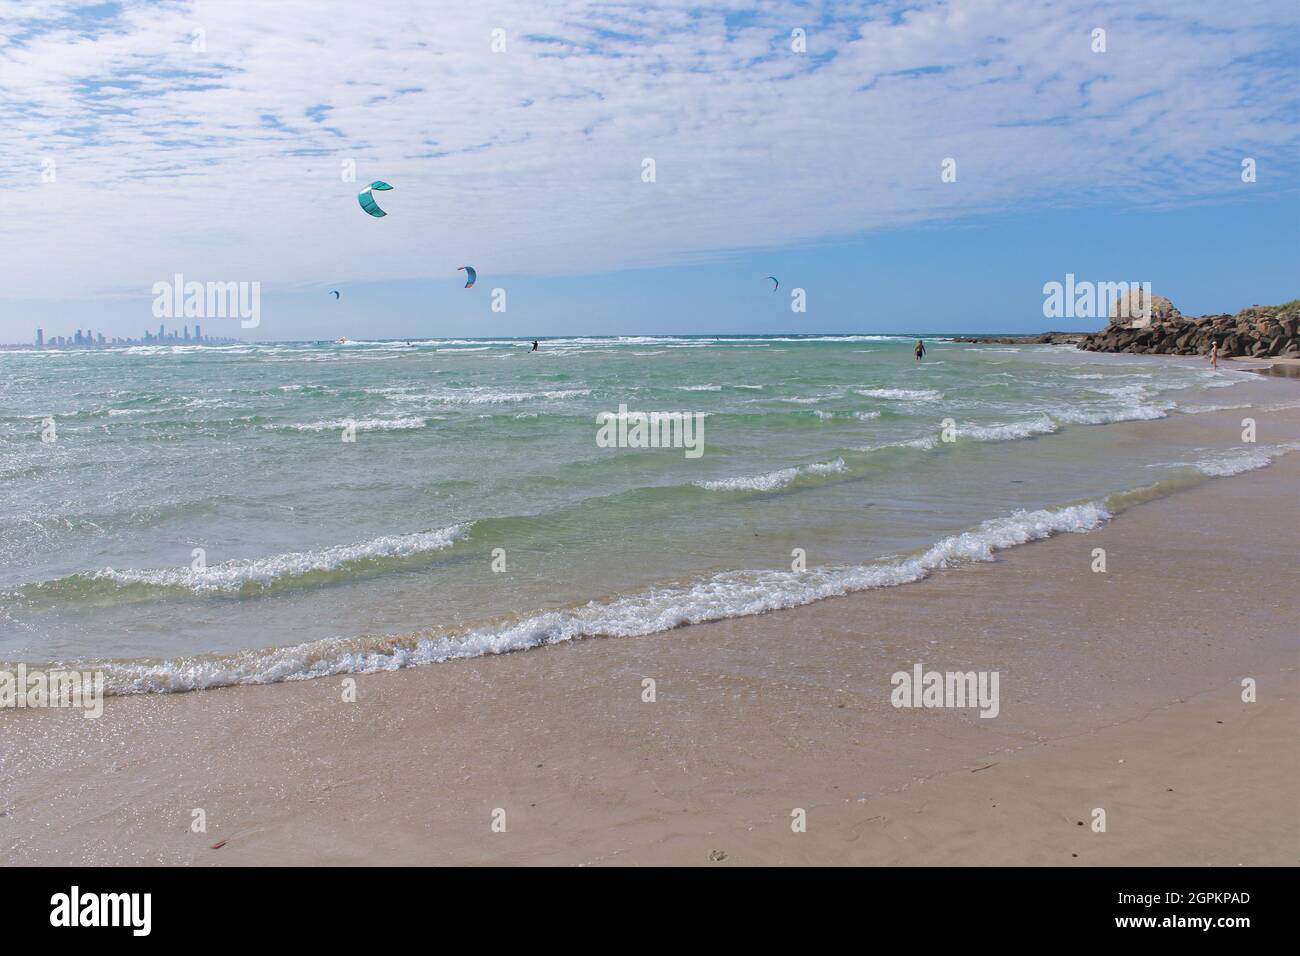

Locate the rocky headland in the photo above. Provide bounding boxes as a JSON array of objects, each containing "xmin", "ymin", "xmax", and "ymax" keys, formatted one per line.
[
  {"xmin": 955, "ymin": 296, "xmax": 1300, "ymax": 360},
  {"xmin": 1077, "ymin": 298, "xmax": 1300, "ymax": 359}
]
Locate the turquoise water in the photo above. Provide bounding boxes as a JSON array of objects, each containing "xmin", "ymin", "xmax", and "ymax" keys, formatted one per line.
[{"xmin": 0, "ymin": 335, "xmax": 1289, "ymax": 692}]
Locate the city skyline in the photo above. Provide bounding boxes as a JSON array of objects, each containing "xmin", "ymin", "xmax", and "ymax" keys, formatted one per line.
[{"xmin": 28, "ymin": 322, "xmax": 239, "ymax": 348}]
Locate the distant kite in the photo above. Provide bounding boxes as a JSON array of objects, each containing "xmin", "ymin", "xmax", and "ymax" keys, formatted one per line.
[
  {"xmin": 357, "ymin": 181, "xmax": 393, "ymax": 217},
  {"xmin": 458, "ymin": 266, "xmax": 477, "ymax": 289},
  {"xmin": 329, "ymin": 290, "xmax": 340, "ymax": 299},
  {"xmin": 767, "ymin": 276, "xmax": 779, "ymax": 292}
]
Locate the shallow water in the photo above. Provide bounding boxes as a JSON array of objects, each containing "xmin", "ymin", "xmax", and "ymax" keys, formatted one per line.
[{"xmin": 0, "ymin": 335, "xmax": 1291, "ymax": 691}]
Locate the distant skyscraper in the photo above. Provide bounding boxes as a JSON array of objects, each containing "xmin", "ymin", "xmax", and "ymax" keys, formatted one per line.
[
  {"xmin": 158, "ymin": 323, "xmax": 165, "ymax": 340},
  {"xmin": 36, "ymin": 328, "xmax": 43, "ymax": 347},
  {"xmin": 195, "ymin": 324, "xmax": 202, "ymax": 342}
]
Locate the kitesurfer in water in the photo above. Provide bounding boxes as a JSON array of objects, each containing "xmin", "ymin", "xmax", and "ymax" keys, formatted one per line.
[{"xmin": 531, "ymin": 340, "xmax": 539, "ymax": 352}]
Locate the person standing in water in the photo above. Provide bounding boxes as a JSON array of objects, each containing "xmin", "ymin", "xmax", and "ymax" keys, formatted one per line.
[
  {"xmin": 531, "ymin": 340, "xmax": 539, "ymax": 352},
  {"xmin": 914, "ymin": 339, "xmax": 926, "ymax": 361},
  {"xmin": 1210, "ymin": 340, "xmax": 1218, "ymax": 369}
]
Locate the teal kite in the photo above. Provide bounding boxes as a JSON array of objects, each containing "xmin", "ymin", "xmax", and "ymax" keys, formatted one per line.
[
  {"xmin": 358, "ymin": 181, "xmax": 393, "ymax": 217},
  {"xmin": 458, "ymin": 266, "xmax": 477, "ymax": 289}
]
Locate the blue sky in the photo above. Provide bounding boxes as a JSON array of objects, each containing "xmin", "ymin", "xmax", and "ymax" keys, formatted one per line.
[{"xmin": 1, "ymin": 0, "xmax": 1297, "ymax": 341}]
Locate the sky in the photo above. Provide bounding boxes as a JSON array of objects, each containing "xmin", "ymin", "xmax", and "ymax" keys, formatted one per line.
[{"xmin": 0, "ymin": 0, "xmax": 1297, "ymax": 342}]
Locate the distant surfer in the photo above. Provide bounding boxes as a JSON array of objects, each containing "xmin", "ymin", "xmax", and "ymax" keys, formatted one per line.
[
  {"xmin": 914, "ymin": 339, "xmax": 926, "ymax": 361},
  {"xmin": 531, "ymin": 340, "xmax": 539, "ymax": 352}
]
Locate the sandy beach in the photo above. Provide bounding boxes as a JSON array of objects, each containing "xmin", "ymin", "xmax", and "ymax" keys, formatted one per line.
[
  {"xmin": 3, "ymin": 396, "xmax": 1297, "ymax": 867},
  {"xmin": 7, "ymin": 0, "xmax": 1300, "ymax": 908}
]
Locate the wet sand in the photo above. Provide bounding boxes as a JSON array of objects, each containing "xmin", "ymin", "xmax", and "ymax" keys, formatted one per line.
[{"xmin": 2, "ymin": 404, "xmax": 1298, "ymax": 866}]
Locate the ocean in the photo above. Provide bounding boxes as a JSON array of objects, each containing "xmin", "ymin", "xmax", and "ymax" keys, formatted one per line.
[{"xmin": 1, "ymin": 335, "xmax": 1293, "ymax": 693}]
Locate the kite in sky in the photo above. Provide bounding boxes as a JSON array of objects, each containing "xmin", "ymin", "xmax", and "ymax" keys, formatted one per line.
[{"xmin": 358, "ymin": 181, "xmax": 393, "ymax": 217}]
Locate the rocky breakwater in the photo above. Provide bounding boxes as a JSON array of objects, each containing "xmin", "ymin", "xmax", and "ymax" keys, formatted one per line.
[
  {"xmin": 950, "ymin": 331, "xmax": 1088, "ymax": 345},
  {"xmin": 1077, "ymin": 295, "xmax": 1300, "ymax": 359}
]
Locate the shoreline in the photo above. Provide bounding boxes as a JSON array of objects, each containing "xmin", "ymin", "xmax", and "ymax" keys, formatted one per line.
[
  {"xmin": 3, "ymin": 400, "xmax": 1298, "ymax": 865},
  {"xmin": 1230, "ymin": 355, "xmax": 1300, "ymax": 378},
  {"xmin": 13, "ymin": 361, "xmax": 1300, "ymax": 697}
]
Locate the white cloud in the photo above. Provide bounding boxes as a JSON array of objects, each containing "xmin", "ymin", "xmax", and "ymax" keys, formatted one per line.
[{"xmin": 0, "ymin": 0, "xmax": 1296, "ymax": 299}]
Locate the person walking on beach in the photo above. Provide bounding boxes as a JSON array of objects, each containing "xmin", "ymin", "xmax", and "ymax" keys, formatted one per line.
[
  {"xmin": 1210, "ymin": 341, "xmax": 1218, "ymax": 369},
  {"xmin": 914, "ymin": 339, "xmax": 926, "ymax": 361}
]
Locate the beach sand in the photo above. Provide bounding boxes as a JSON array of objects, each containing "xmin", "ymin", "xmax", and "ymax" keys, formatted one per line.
[{"xmin": 2, "ymin": 403, "xmax": 1298, "ymax": 866}]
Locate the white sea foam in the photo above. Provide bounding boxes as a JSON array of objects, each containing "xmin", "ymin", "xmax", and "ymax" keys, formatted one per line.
[
  {"xmin": 960, "ymin": 415, "xmax": 1058, "ymax": 441},
  {"xmin": 804, "ymin": 457, "xmax": 847, "ymax": 475},
  {"xmin": 99, "ymin": 503, "xmax": 1109, "ymax": 694},
  {"xmin": 855, "ymin": 435, "xmax": 940, "ymax": 452},
  {"xmin": 451, "ymin": 388, "xmax": 589, "ymax": 404},
  {"xmin": 678, "ymin": 384, "xmax": 722, "ymax": 391},
  {"xmin": 713, "ymin": 335, "xmax": 908, "ymax": 343},
  {"xmin": 1193, "ymin": 451, "xmax": 1273, "ymax": 476},
  {"xmin": 1049, "ymin": 404, "xmax": 1169, "ymax": 425},
  {"xmin": 1089, "ymin": 384, "xmax": 1150, "ymax": 399},
  {"xmin": 694, "ymin": 467, "xmax": 799, "ymax": 492},
  {"xmin": 1178, "ymin": 402, "xmax": 1253, "ymax": 415},
  {"xmin": 92, "ymin": 524, "xmax": 470, "ymax": 594},
  {"xmin": 1191, "ymin": 442, "xmax": 1300, "ymax": 477},
  {"xmin": 388, "ymin": 387, "xmax": 591, "ymax": 406},
  {"xmin": 273, "ymin": 417, "xmax": 429, "ymax": 432},
  {"xmin": 694, "ymin": 457, "xmax": 846, "ymax": 491},
  {"xmin": 856, "ymin": 388, "xmax": 943, "ymax": 400}
]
